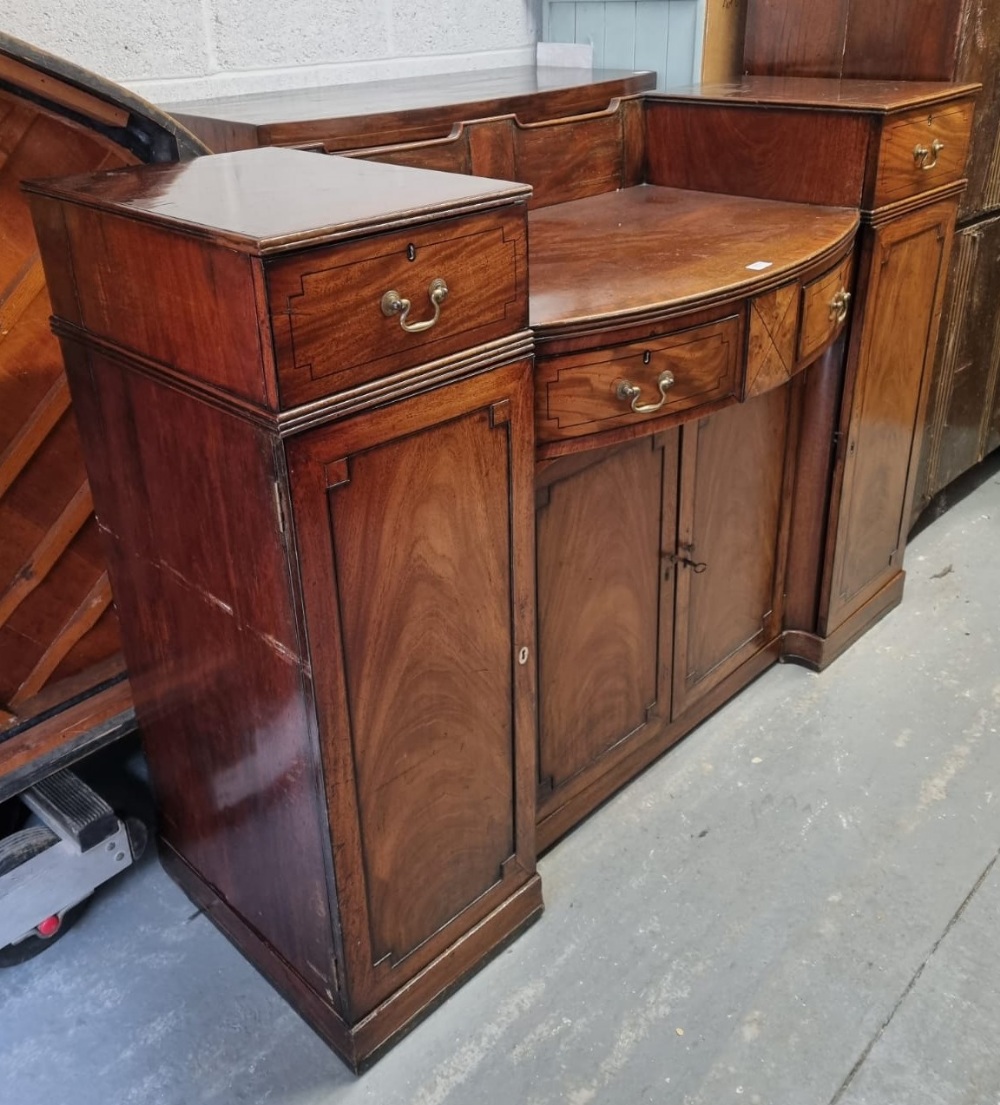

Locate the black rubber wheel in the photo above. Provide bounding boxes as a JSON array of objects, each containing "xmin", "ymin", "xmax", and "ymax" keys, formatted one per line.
[{"xmin": 0, "ymin": 825, "xmax": 89, "ymax": 967}]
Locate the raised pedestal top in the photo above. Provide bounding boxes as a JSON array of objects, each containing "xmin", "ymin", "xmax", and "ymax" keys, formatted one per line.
[
  {"xmin": 167, "ymin": 66, "xmax": 656, "ymax": 152},
  {"xmin": 651, "ymin": 76, "xmax": 980, "ymax": 113}
]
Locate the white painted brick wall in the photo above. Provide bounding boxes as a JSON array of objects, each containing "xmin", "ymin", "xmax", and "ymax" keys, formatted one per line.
[{"xmin": 3, "ymin": 0, "xmax": 540, "ymax": 103}]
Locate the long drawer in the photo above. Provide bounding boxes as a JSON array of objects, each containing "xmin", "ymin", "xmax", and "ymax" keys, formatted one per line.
[{"xmin": 535, "ymin": 317, "xmax": 741, "ymax": 445}]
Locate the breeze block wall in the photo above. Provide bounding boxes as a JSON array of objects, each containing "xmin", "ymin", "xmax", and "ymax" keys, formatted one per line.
[{"xmin": 5, "ymin": 0, "xmax": 539, "ymax": 102}]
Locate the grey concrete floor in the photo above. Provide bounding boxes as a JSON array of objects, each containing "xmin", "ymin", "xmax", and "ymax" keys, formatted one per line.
[{"xmin": 3, "ymin": 468, "xmax": 1000, "ymax": 1105}]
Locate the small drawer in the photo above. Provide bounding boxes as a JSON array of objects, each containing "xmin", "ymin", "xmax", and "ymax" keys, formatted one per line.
[
  {"xmin": 873, "ymin": 100, "xmax": 974, "ymax": 207},
  {"xmin": 536, "ymin": 317, "xmax": 740, "ymax": 443},
  {"xmin": 798, "ymin": 254, "xmax": 854, "ymax": 365},
  {"xmin": 268, "ymin": 208, "xmax": 527, "ymax": 408}
]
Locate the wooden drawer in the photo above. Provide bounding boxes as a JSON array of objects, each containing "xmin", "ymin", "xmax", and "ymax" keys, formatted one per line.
[
  {"xmin": 268, "ymin": 208, "xmax": 527, "ymax": 407},
  {"xmin": 536, "ymin": 318, "xmax": 740, "ymax": 443},
  {"xmin": 873, "ymin": 100, "xmax": 974, "ymax": 207},
  {"xmin": 798, "ymin": 254, "xmax": 854, "ymax": 365}
]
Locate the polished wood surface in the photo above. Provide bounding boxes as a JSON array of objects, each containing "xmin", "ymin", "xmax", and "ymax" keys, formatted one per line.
[
  {"xmin": 28, "ymin": 68, "xmax": 972, "ymax": 1069},
  {"xmin": 653, "ymin": 77, "xmax": 978, "ymax": 112},
  {"xmin": 746, "ymin": 283, "xmax": 800, "ymax": 398},
  {"xmin": 535, "ymin": 381, "xmax": 796, "ymax": 836},
  {"xmin": 798, "ymin": 256, "xmax": 853, "ymax": 365},
  {"xmin": 54, "ymin": 339, "xmax": 339, "ymax": 992},
  {"xmin": 535, "ymin": 319, "xmax": 740, "ymax": 443},
  {"xmin": 29, "ymin": 146, "xmax": 530, "ymax": 254},
  {"xmin": 673, "ymin": 386, "xmax": 791, "ymax": 717},
  {"xmin": 536, "ymin": 435, "xmax": 677, "ymax": 804},
  {"xmin": 782, "ymin": 343, "xmax": 847, "ymax": 634},
  {"xmin": 0, "ymin": 32, "xmax": 204, "ymax": 768},
  {"xmin": 822, "ymin": 199, "xmax": 955, "ymax": 632},
  {"xmin": 350, "ymin": 97, "xmax": 645, "ymax": 211},
  {"xmin": 167, "ymin": 67, "xmax": 656, "ymax": 152},
  {"xmin": 645, "ymin": 102, "xmax": 869, "ymax": 208},
  {"xmin": 28, "ymin": 151, "xmax": 531, "ymax": 414},
  {"xmin": 648, "ymin": 77, "xmax": 970, "ymax": 661},
  {"xmin": 528, "ymin": 186, "xmax": 858, "ymax": 333},
  {"xmin": 269, "ymin": 209, "xmax": 527, "ymax": 407},
  {"xmin": 30, "ymin": 142, "xmax": 539, "ymax": 1067},
  {"xmin": 645, "ymin": 85, "xmax": 977, "ymax": 214},
  {"xmin": 738, "ymin": 0, "xmax": 1000, "ymax": 518},
  {"xmin": 873, "ymin": 100, "xmax": 974, "ymax": 207},
  {"xmin": 744, "ymin": 4, "xmax": 963, "ymax": 81},
  {"xmin": 287, "ymin": 359, "xmax": 537, "ymax": 1016}
]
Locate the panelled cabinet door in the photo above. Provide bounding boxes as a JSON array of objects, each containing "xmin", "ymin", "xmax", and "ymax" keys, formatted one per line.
[
  {"xmin": 823, "ymin": 201, "xmax": 956, "ymax": 633},
  {"xmin": 672, "ymin": 386, "xmax": 792, "ymax": 718},
  {"xmin": 285, "ymin": 360, "xmax": 536, "ymax": 1018},
  {"xmin": 535, "ymin": 431, "xmax": 679, "ymax": 812}
]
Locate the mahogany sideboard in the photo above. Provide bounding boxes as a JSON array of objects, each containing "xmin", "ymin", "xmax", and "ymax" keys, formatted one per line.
[{"xmin": 25, "ymin": 70, "xmax": 975, "ymax": 1070}]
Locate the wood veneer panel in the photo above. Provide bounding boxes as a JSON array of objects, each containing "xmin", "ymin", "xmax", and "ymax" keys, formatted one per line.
[
  {"xmin": 268, "ymin": 209, "xmax": 527, "ymax": 407},
  {"xmin": 286, "ymin": 359, "xmax": 537, "ymax": 1018},
  {"xmin": 643, "ymin": 103, "xmax": 869, "ymax": 208},
  {"xmin": 743, "ymin": 0, "xmax": 850, "ymax": 77},
  {"xmin": 783, "ymin": 343, "xmax": 845, "ymax": 634},
  {"xmin": 328, "ymin": 411, "xmax": 515, "ymax": 964},
  {"xmin": 673, "ymin": 386, "xmax": 790, "ymax": 717},
  {"xmin": 842, "ymin": 4, "xmax": 963, "ymax": 81},
  {"xmin": 744, "ymin": 1, "xmax": 962, "ymax": 81},
  {"xmin": 746, "ymin": 283, "xmax": 799, "ymax": 397},
  {"xmin": 168, "ymin": 67, "xmax": 655, "ymax": 151},
  {"xmin": 48, "ymin": 203, "xmax": 267, "ymax": 406},
  {"xmin": 536, "ymin": 435, "xmax": 677, "ymax": 795},
  {"xmin": 355, "ymin": 98, "xmax": 644, "ymax": 212},
  {"xmin": 57, "ymin": 342, "xmax": 338, "ymax": 997},
  {"xmin": 825, "ymin": 203, "xmax": 955, "ymax": 632}
]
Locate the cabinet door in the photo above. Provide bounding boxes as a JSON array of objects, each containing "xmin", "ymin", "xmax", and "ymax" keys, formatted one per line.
[
  {"xmin": 823, "ymin": 201, "xmax": 955, "ymax": 632},
  {"xmin": 914, "ymin": 214, "xmax": 1000, "ymax": 518},
  {"xmin": 285, "ymin": 360, "xmax": 536, "ymax": 1017},
  {"xmin": 672, "ymin": 386, "xmax": 792, "ymax": 718},
  {"xmin": 535, "ymin": 432, "xmax": 679, "ymax": 810}
]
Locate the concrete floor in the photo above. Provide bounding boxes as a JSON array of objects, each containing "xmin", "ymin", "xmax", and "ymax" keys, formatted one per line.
[{"xmin": 3, "ymin": 467, "xmax": 1000, "ymax": 1105}]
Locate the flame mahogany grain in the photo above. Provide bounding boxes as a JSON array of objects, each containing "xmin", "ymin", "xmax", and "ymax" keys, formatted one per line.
[{"xmin": 26, "ymin": 68, "xmax": 974, "ymax": 1070}]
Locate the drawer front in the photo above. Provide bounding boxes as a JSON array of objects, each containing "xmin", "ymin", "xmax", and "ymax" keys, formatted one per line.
[
  {"xmin": 268, "ymin": 209, "xmax": 527, "ymax": 407},
  {"xmin": 874, "ymin": 100, "xmax": 974, "ymax": 207},
  {"xmin": 536, "ymin": 318, "xmax": 740, "ymax": 443},
  {"xmin": 798, "ymin": 254, "xmax": 854, "ymax": 365}
]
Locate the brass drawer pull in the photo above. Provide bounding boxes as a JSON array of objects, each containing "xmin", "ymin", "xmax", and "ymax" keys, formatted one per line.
[
  {"xmin": 913, "ymin": 139, "xmax": 944, "ymax": 171},
  {"xmin": 829, "ymin": 289, "xmax": 852, "ymax": 325},
  {"xmin": 380, "ymin": 277, "xmax": 449, "ymax": 333},
  {"xmin": 615, "ymin": 369, "xmax": 675, "ymax": 414}
]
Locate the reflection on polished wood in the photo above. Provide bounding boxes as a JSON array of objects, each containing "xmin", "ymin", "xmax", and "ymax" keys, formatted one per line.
[
  {"xmin": 740, "ymin": 0, "xmax": 1000, "ymax": 524},
  {"xmin": 168, "ymin": 66, "xmax": 656, "ymax": 151},
  {"xmin": 27, "ymin": 65, "xmax": 975, "ymax": 1071}
]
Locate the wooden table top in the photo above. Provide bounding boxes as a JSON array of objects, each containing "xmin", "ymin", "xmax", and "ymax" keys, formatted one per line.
[
  {"xmin": 25, "ymin": 147, "xmax": 529, "ymax": 254},
  {"xmin": 528, "ymin": 185, "xmax": 859, "ymax": 334},
  {"xmin": 166, "ymin": 67, "xmax": 655, "ymax": 127},
  {"xmin": 650, "ymin": 76, "xmax": 980, "ymax": 114}
]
